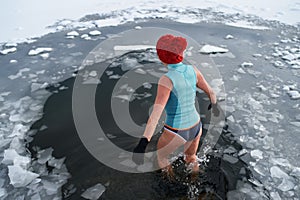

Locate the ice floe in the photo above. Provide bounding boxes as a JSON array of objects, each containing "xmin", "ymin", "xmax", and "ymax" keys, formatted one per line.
[
  {"xmin": 241, "ymin": 62, "xmax": 254, "ymax": 68},
  {"xmin": 225, "ymin": 34, "xmax": 234, "ymax": 39},
  {"xmin": 199, "ymin": 45, "xmax": 229, "ymax": 54},
  {"xmin": 89, "ymin": 30, "xmax": 101, "ymax": 36},
  {"xmin": 81, "ymin": 183, "xmax": 106, "ymax": 200},
  {"xmin": 0, "ymin": 47, "xmax": 17, "ymax": 55},
  {"xmin": 225, "ymin": 21, "xmax": 270, "ymax": 30},
  {"xmin": 66, "ymin": 31, "xmax": 80, "ymax": 37},
  {"xmin": 113, "ymin": 45, "xmax": 155, "ymax": 51},
  {"xmin": 8, "ymin": 165, "xmax": 39, "ymax": 188},
  {"xmin": 28, "ymin": 48, "xmax": 53, "ymax": 56}
]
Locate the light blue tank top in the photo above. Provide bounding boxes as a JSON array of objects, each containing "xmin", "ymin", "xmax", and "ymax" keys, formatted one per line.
[{"xmin": 164, "ymin": 62, "xmax": 200, "ymax": 129}]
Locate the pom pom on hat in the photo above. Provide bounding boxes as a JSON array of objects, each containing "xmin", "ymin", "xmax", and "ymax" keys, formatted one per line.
[{"xmin": 156, "ymin": 34, "xmax": 187, "ymax": 64}]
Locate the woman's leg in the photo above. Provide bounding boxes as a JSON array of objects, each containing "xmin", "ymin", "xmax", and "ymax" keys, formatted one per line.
[
  {"xmin": 157, "ymin": 129, "xmax": 186, "ymax": 174},
  {"xmin": 184, "ymin": 127, "xmax": 202, "ymax": 172}
]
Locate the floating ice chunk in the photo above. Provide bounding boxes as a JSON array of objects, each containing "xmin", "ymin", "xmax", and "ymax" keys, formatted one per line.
[
  {"xmin": 225, "ymin": 21, "xmax": 270, "ymax": 30},
  {"xmin": 225, "ymin": 34, "xmax": 234, "ymax": 39},
  {"xmin": 290, "ymin": 121, "xmax": 300, "ymax": 127},
  {"xmin": 287, "ymin": 90, "xmax": 300, "ymax": 100},
  {"xmin": 278, "ymin": 178, "xmax": 295, "ymax": 192},
  {"xmin": 282, "ymin": 54, "xmax": 296, "ymax": 61},
  {"xmin": 113, "ymin": 45, "xmax": 155, "ymax": 51},
  {"xmin": 8, "ymin": 165, "xmax": 39, "ymax": 187},
  {"xmin": 113, "ymin": 95, "xmax": 131, "ymax": 101},
  {"xmin": 227, "ymin": 115, "xmax": 235, "ymax": 122},
  {"xmin": 223, "ymin": 146, "xmax": 237, "ymax": 154},
  {"xmin": 83, "ymin": 78, "xmax": 101, "ymax": 84},
  {"xmin": 250, "ymin": 149, "xmax": 263, "ymax": 160},
  {"xmin": 37, "ymin": 148, "xmax": 53, "ymax": 164},
  {"xmin": 238, "ymin": 149, "xmax": 248, "ymax": 157},
  {"xmin": 248, "ymin": 97, "xmax": 263, "ymax": 110},
  {"xmin": 0, "ymin": 47, "xmax": 17, "ymax": 55},
  {"xmin": 88, "ymin": 71, "xmax": 97, "ymax": 77},
  {"xmin": 270, "ymin": 192, "xmax": 281, "ymax": 200},
  {"xmin": 121, "ymin": 58, "xmax": 139, "ymax": 71},
  {"xmin": 253, "ymin": 164, "xmax": 267, "ymax": 176},
  {"xmin": 31, "ymin": 83, "xmax": 44, "ymax": 93},
  {"xmin": 81, "ymin": 34, "xmax": 91, "ymax": 40},
  {"xmin": 10, "ymin": 59, "xmax": 18, "ymax": 63},
  {"xmin": 10, "ymin": 137, "xmax": 25, "ymax": 154},
  {"xmin": 269, "ymin": 158, "xmax": 290, "ymax": 168},
  {"xmin": 5, "ymin": 42, "xmax": 17, "ymax": 47},
  {"xmin": 94, "ymin": 18, "xmax": 121, "ymax": 27},
  {"xmin": 30, "ymin": 193, "xmax": 41, "ymax": 200},
  {"xmin": 48, "ymin": 157, "xmax": 65, "ymax": 169},
  {"xmin": 273, "ymin": 61, "xmax": 284, "ymax": 68},
  {"xmin": 143, "ymin": 82, "xmax": 152, "ymax": 89},
  {"xmin": 210, "ymin": 78, "xmax": 224, "ymax": 88},
  {"xmin": 223, "ymin": 154, "xmax": 238, "ymax": 164},
  {"xmin": 241, "ymin": 62, "xmax": 253, "ymax": 68},
  {"xmin": 199, "ymin": 45, "xmax": 229, "ymax": 54},
  {"xmin": 237, "ymin": 68, "xmax": 246, "ymax": 74},
  {"xmin": 2, "ymin": 149, "xmax": 29, "ymax": 166},
  {"xmin": 13, "ymin": 155, "xmax": 31, "ymax": 169},
  {"xmin": 120, "ymin": 159, "xmax": 136, "ymax": 168},
  {"xmin": 282, "ymin": 85, "xmax": 290, "ymax": 91},
  {"xmin": 247, "ymin": 69, "xmax": 261, "ymax": 77},
  {"xmin": 40, "ymin": 53, "xmax": 49, "ymax": 59},
  {"xmin": 89, "ymin": 30, "xmax": 101, "ymax": 36},
  {"xmin": 28, "ymin": 48, "xmax": 53, "ymax": 56},
  {"xmin": 290, "ymin": 167, "xmax": 300, "ymax": 177},
  {"xmin": 42, "ymin": 180, "xmax": 61, "ymax": 195},
  {"xmin": 81, "ymin": 183, "xmax": 105, "ymax": 200},
  {"xmin": 9, "ymin": 124, "xmax": 29, "ymax": 137},
  {"xmin": 257, "ymin": 85, "xmax": 267, "ymax": 92},
  {"xmin": 230, "ymin": 75, "xmax": 240, "ymax": 81},
  {"xmin": 8, "ymin": 67, "xmax": 30, "ymax": 80},
  {"xmin": 36, "ymin": 70, "xmax": 46, "ymax": 74},
  {"xmin": 252, "ymin": 54, "xmax": 262, "ymax": 57},
  {"xmin": 106, "ymin": 133, "xmax": 116, "ymax": 139},
  {"xmin": 39, "ymin": 125, "xmax": 48, "ymax": 131},
  {"xmin": 0, "ymin": 188, "xmax": 6, "ymax": 198},
  {"xmin": 67, "ymin": 31, "xmax": 79, "ymax": 37},
  {"xmin": 109, "ymin": 74, "xmax": 121, "ymax": 79},
  {"xmin": 291, "ymin": 65, "xmax": 300, "ymax": 69},
  {"xmin": 270, "ymin": 166, "xmax": 289, "ymax": 179},
  {"xmin": 134, "ymin": 68, "xmax": 146, "ymax": 74},
  {"xmin": 225, "ymin": 105, "xmax": 235, "ymax": 113}
]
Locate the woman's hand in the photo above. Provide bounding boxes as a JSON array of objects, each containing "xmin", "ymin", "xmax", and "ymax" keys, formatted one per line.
[
  {"xmin": 132, "ymin": 137, "xmax": 149, "ymax": 165},
  {"xmin": 208, "ymin": 102, "xmax": 220, "ymax": 117}
]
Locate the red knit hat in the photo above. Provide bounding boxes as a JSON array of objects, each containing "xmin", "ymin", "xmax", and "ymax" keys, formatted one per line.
[{"xmin": 156, "ymin": 34, "xmax": 187, "ymax": 64}]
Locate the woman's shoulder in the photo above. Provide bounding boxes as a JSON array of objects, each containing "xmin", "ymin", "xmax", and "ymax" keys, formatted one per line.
[{"xmin": 159, "ymin": 74, "xmax": 173, "ymax": 89}]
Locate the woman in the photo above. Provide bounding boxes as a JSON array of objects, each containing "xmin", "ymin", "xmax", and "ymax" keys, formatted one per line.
[{"xmin": 133, "ymin": 34, "xmax": 219, "ymax": 176}]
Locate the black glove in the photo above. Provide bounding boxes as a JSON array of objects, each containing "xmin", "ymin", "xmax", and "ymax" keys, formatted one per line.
[
  {"xmin": 208, "ymin": 102, "xmax": 220, "ymax": 117},
  {"xmin": 132, "ymin": 137, "xmax": 149, "ymax": 165}
]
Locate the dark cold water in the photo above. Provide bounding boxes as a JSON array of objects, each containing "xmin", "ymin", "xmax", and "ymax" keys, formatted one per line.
[{"xmin": 28, "ymin": 52, "xmax": 261, "ymax": 200}]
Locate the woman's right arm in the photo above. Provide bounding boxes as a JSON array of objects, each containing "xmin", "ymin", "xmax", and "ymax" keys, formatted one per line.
[{"xmin": 193, "ymin": 66, "xmax": 217, "ymax": 104}]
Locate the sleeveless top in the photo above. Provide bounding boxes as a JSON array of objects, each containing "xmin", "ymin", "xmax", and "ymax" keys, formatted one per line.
[{"xmin": 164, "ymin": 62, "xmax": 200, "ymax": 129}]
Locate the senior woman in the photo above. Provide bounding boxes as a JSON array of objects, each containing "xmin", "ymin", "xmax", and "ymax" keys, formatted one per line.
[{"xmin": 133, "ymin": 34, "xmax": 218, "ymax": 177}]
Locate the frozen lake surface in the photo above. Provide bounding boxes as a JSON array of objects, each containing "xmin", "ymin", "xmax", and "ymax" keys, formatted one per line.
[{"xmin": 0, "ymin": 1, "xmax": 300, "ymax": 199}]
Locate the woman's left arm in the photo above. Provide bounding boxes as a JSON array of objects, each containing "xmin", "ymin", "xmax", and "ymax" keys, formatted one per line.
[{"xmin": 143, "ymin": 75, "xmax": 172, "ymax": 141}]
